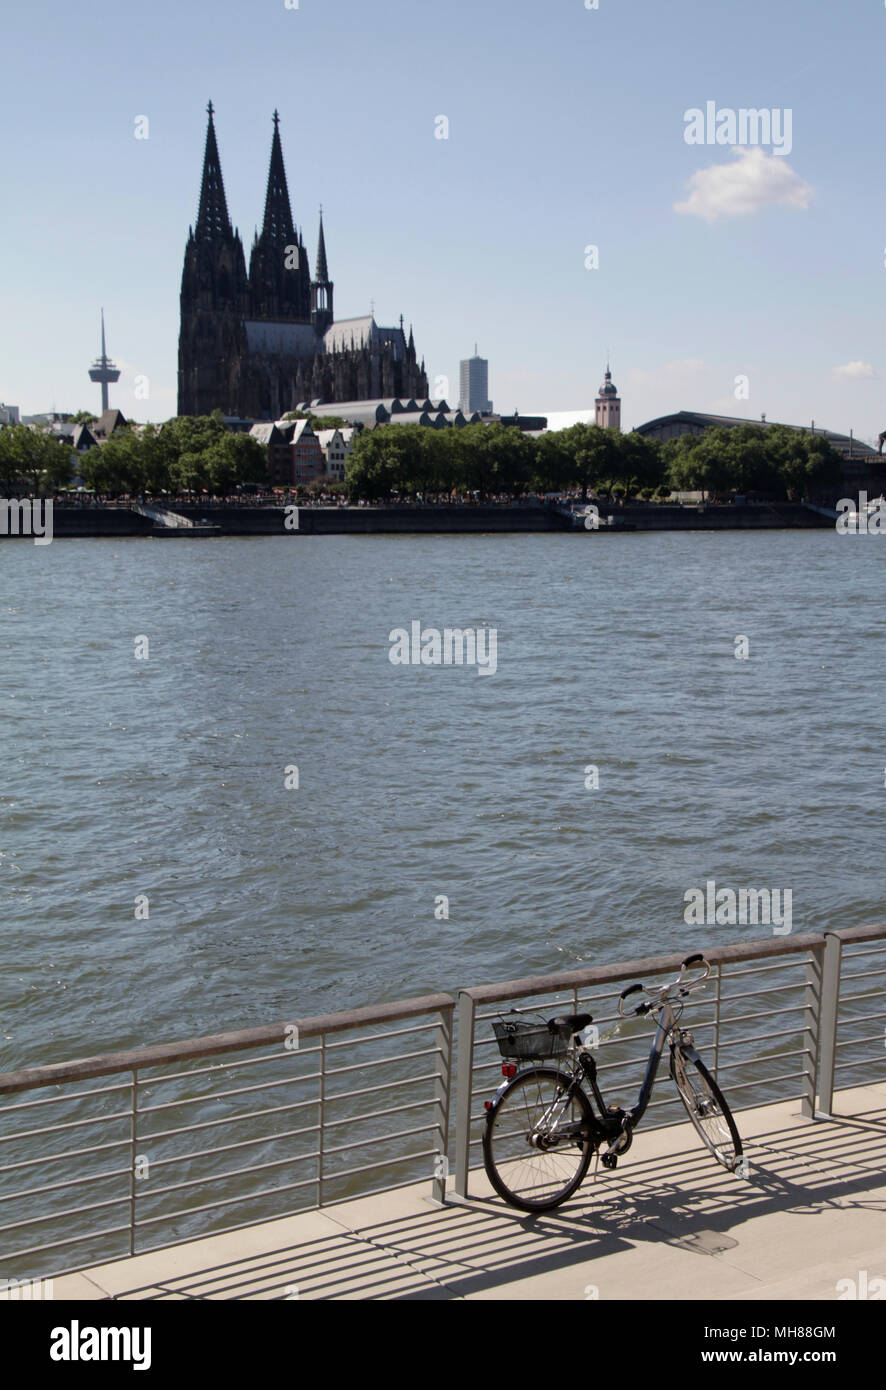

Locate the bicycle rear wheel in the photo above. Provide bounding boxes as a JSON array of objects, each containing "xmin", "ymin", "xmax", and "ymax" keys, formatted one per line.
[
  {"xmin": 670, "ymin": 1048, "xmax": 742, "ymax": 1170},
  {"xmin": 482, "ymin": 1067, "xmax": 594, "ymax": 1212}
]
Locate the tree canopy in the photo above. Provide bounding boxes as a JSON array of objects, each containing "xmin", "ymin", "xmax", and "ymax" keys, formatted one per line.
[{"xmin": 344, "ymin": 420, "xmax": 844, "ymax": 503}]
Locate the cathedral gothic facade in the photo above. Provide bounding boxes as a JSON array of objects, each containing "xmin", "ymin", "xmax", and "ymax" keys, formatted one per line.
[{"xmin": 178, "ymin": 104, "xmax": 428, "ymax": 419}]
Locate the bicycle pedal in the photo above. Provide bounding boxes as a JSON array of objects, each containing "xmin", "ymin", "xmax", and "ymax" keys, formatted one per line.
[{"xmin": 601, "ymin": 1153, "xmax": 618, "ymax": 1170}]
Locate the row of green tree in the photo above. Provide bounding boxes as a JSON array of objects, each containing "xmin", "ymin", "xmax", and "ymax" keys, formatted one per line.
[
  {"xmin": 345, "ymin": 421, "xmax": 845, "ymax": 503},
  {"xmin": 0, "ymin": 414, "xmax": 269, "ymax": 497},
  {"xmin": 0, "ymin": 412, "xmax": 846, "ymax": 503}
]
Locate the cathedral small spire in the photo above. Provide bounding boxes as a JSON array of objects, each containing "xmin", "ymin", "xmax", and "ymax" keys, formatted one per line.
[
  {"xmin": 311, "ymin": 207, "xmax": 334, "ymax": 333},
  {"xmin": 195, "ymin": 100, "xmax": 232, "ymax": 240},
  {"xmin": 315, "ymin": 210, "xmax": 329, "ymax": 282}
]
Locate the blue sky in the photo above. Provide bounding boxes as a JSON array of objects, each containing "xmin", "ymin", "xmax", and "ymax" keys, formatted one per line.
[{"xmin": 3, "ymin": 0, "xmax": 885, "ymax": 441}]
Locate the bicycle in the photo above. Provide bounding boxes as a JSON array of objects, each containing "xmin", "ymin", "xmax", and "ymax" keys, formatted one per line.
[{"xmin": 481, "ymin": 953, "xmax": 742, "ymax": 1212}]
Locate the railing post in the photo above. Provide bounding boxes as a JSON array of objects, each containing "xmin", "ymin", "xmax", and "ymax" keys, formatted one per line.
[
  {"xmin": 431, "ymin": 1005, "xmax": 453, "ymax": 1204},
  {"xmin": 801, "ymin": 942, "xmax": 825, "ymax": 1119},
  {"xmin": 129, "ymin": 1069, "xmax": 138, "ymax": 1257},
  {"xmin": 453, "ymin": 991, "xmax": 476, "ymax": 1199},
  {"xmin": 817, "ymin": 932, "xmax": 842, "ymax": 1117},
  {"xmin": 713, "ymin": 963, "xmax": 722, "ymax": 1079},
  {"xmin": 318, "ymin": 1034, "xmax": 326, "ymax": 1207}
]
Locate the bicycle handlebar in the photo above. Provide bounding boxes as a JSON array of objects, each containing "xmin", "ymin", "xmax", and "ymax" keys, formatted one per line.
[{"xmin": 617, "ymin": 955, "xmax": 711, "ymax": 1017}]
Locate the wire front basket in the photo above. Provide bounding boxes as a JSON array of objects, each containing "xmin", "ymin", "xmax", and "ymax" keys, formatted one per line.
[{"xmin": 492, "ymin": 1012, "xmax": 568, "ymax": 1061}]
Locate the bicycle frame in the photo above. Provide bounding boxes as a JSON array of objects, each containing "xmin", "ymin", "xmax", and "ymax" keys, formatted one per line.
[
  {"xmin": 542, "ymin": 996, "xmax": 690, "ymax": 1149},
  {"xmin": 624, "ymin": 996, "xmax": 681, "ymax": 1128}
]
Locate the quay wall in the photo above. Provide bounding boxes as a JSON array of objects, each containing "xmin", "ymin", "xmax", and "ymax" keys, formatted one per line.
[{"xmin": 4, "ymin": 501, "xmax": 833, "ymax": 539}]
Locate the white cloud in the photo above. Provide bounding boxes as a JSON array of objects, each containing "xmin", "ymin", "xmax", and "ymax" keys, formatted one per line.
[
  {"xmin": 832, "ymin": 361, "xmax": 875, "ymax": 381},
  {"xmin": 674, "ymin": 148, "xmax": 812, "ymax": 223}
]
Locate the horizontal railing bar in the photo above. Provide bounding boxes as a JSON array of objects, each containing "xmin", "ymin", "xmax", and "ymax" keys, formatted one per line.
[
  {"xmin": 713, "ymin": 1048, "xmax": 807, "ymax": 1072},
  {"xmin": 0, "ymin": 1109, "xmax": 133, "ymax": 1146},
  {"xmin": 134, "ymin": 1017, "xmax": 444, "ymax": 1086},
  {"xmin": 832, "ymin": 1011, "xmax": 885, "ymax": 1027},
  {"xmin": 838, "ymin": 990, "xmax": 885, "ymax": 1005},
  {"xmin": 322, "ymin": 1020, "xmax": 443, "ymax": 1049},
  {"xmin": 139, "ymin": 1096, "xmax": 320, "ymax": 1143},
  {"xmin": 319, "ymin": 1071, "xmax": 438, "ymax": 1104},
  {"xmin": 323, "ymin": 1122, "xmax": 436, "ymax": 1158},
  {"xmin": 133, "ymin": 1174, "xmax": 320, "ymax": 1228},
  {"xmin": 712, "ymin": 959, "xmax": 810, "ymax": 979},
  {"xmin": 716, "ymin": 983, "xmax": 810, "ymax": 1006},
  {"xmin": 134, "ymin": 1050, "xmax": 322, "ymax": 1089},
  {"xmin": 323, "ymin": 1047, "xmax": 442, "ymax": 1079},
  {"xmin": 713, "ymin": 1003, "xmax": 806, "ymax": 1026},
  {"xmin": 0, "ymin": 994, "xmax": 456, "ymax": 1095},
  {"xmin": 140, "ymin": 1061, "xmax": 438, "ymax": 1124},
  {"xmin": 830, "ymin": 924, "xmax": 886, "ymax": 945},
  {"xmin": 0, "ymin": 1189, "xmax": 131, "ymax": 1235},
  {"xmin": 477, "ymin": 1001, "xmax": 592, "ymax": 1023},
  {"xmin": 137, "ymin": 1072, "xmax": 321, "ymax": 1115},
  {"xmin": 834, "ymin": 1056, "xmax": 886, "ymax": 1071},
  {"xmin": 0, "ymin": 1136, "xmax": 132, "ymax": 1175},
  {"xmin": 462, "ymin": 937, "xmax": 826, "ymax": 1007},
  {"xmin": 141, "ymin": 1124, "xmax": 320, "ymax": 1171},
  {"xmin": 722, "ymin": 1071, "xmax": 806, "ymax": 1092},
  {"xmin": 137, "ymin": 1150, "xmax": 321, "ymax": 1201},
  {"xmin": 315, "ymin": 1148, "xmax": 438, "ymax": 1184},
  {"xmin": 473, "ymin": 961, "xmax": 815, "ymax": 1028},
  {"xmin": 834, "ymin": 1033, "xmax": 886, "ymax": 1049},
  {"xmin": 2, "ymin": 1223, "xmax": 133, "ymax": 1263},
  {"xmin": 472, "ymin": 1019, "xmax": 803, "ymax": 1072},
  {"xmin": 0, "ymin": 1080, "xmax": 133, "ymax": 1115},
  {"xmin": 0, "ymin": 1163, "xmax": 132, "ymax": 1207},
  {"xmin": 321, "ymin": 1097, "xmax": 437, "ymax": 1133},
  {"xmin": 838, "ymin": 968, "xmax": 886, "ymax": 983},
  {"xmin": 712, "ymin": 1028, "xmax": 805, "ymax": 1051}
]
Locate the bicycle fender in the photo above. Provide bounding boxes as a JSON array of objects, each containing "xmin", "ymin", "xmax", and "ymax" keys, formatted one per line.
[
  {"xmin": 484, "ymin": 1067, "xmax": 572, "ymax": 1123},
  {"xmin": 672, "ymin": 1041, "xmax": 703, "ymax": 1066}
]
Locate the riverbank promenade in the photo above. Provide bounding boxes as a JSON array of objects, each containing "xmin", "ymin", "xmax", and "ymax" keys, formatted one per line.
[{"xmin": 50, "ymin": 1081, "xmax": 886, "ymax": 1301}]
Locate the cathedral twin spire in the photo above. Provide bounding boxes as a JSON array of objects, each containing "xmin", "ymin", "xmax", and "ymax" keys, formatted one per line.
[
  {"xmin": 195, "ymin": 100, "xmax": 233, "ymax": 240},
  {"xmin": 194, "ymin": 102, "xmax": 325, "ymax": 323},
  {"xmin": 259, "ymin": 110, "xmax": 297, "ymax": 250}
]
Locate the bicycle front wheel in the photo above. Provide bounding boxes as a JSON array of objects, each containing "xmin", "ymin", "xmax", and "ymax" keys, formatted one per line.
[
  {"xmin": 670, "ymin": 1048, "xmax": 742, "ymax": 1170},
  {"xmin": 482, "ymin": 1067, "xmax": 594, "ymax": 1212}
]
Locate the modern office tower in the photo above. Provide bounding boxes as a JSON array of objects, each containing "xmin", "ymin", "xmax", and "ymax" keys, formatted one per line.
[{"xmin": 459, "ymin": 346, "xmax": 492, "ymax": 414}]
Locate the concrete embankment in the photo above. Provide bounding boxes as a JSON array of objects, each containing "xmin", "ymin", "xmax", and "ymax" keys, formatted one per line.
[
  {"xmin": 606, "ymin": 502, "xmax": 830, "ymax": 530},
  {"xmin": 15, "ymin": 501, "xmax": 833, "ymax": 539},
  {"xmin": 41, "ymin": 503, "xmax": 570, "ymax": 538}
]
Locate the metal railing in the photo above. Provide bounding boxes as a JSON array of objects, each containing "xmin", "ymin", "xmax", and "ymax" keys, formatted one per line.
[
  {"xmin": 0, "ymin": 994, "xmax": 454, "ymax": 1282},
  {"xmin": 452, "ymin": 924, "xmax": 886, "ymax": 1198},
  {"xmin": 0, "ymin": 924, "xmax": 884, "ymax": 1280}
]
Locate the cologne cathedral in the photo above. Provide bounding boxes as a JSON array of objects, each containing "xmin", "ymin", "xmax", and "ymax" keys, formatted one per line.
[{"xmin": 177, "ymin": 104, "xmax": 428, "ymax": 419}]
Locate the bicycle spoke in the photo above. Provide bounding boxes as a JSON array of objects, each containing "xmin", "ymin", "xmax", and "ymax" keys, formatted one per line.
[{"xmin": 483, "ymin": 1068, "xmax": 592, "ymax": 1210}]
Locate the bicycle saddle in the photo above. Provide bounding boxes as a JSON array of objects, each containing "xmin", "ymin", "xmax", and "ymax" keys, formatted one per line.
[{"xmin": 548, "ymin": 1013, "xmax": 593, "ymax": 1039}]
